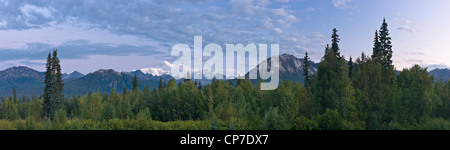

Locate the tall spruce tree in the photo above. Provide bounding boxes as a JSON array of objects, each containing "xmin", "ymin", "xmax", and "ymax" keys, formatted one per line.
[
  {"xmin": 371, "ymin": 30, "xmax": 382, "ymax": 60},
  {"xmin": 302, "ymin": 51, "xmax": 311, "ymax": 87},
  {"xmin": 52, "ymin": 50, "xmax": 64, "ymax": 111},
  {"xmin": 42, "ymin": 49, "xmax": 64, "ymax": 119},
  {"xmin": 323, "ymin": 44, "xmax": 331, "ymax": 59},
  {"xmin": 42, "ymin": 53, "xmax": 53, "ymax": 118},
  {"xmin": 331, "ymin": 28, "xmax": 341, "ymax": 59},
  {"xmin": 12, "ymin": 88, "xmax": 16, "ymax": 102},
  {"xmin": 123, "ymin": 87, "xmax": 128, "ymax": 95},
  {"xmin": 379, "ymin": 18, "xmax": 393, "ymax": 69},
  {"xmin": 158, "ymin": 77, "xmax": 163, "ymax": 90},
  {"xmin": 132, "ymin": 74, "xmax": 139, "ymax": 92},
  {"xmin": 311, "ymin": 29, "xmax": 364, "ymax": 129},
  {"xmin": 348, "ymin": 56, "xmax": 354, "ymax": 78}
]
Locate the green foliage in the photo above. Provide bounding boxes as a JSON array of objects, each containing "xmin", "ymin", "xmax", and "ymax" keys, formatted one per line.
[
  {"xmin": 396, "ymin": 65, "xmax": 437, "ymax": 124},
  {"xmin": 292, "ymin": 116, "xmax": 319, "ymax": 130},
  {"xmin": 314, "ymin": 109, "xmax": 346, "ymax": 130},
  {"xmin": 80, "ymin": 92, "xmax": 102, "ymax": 120},
  {"xmin": 352, "ymin": 58, "xmax": 386, "ymax": 129},
  {"xmin": 100, "ymin": 102, "xmax": 116, "ymax": 121},
  {"xmin": 261, "ymin": 107, "xmax": 289, "ymax": 130}
]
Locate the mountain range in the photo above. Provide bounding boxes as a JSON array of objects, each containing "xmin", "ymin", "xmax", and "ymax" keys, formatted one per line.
[
  {"xmin": 429, "ymin": 68, "xmax": 450, "ymax": 81},
  {"xmin": 0, "ymin": 54, "xmax": 449, "ymax": 97}
]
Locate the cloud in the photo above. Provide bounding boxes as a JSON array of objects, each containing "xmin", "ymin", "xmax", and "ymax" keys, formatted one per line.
[
  {"xmin": 304, "ymin": 7, "xmax": 315, "ymax": 12},
  {"xmin": 0, "ymin": 40, "xmax": 162, "ymax": 61},
  {"xmin": 396, "ymin": 26, "xmax": 420, "ymax": 33},
  {"xmin": 271, "ymin": 28, "xmax": 283, "ymax": 35},
  {"xmin": 332, "ymin": 0, "xmax": 354, "ymax": 9},
  {"xmin": 406, "ymin": 52, "xmax": 425, "ymax": 55},
  {"xmin": 20, "ymin": 5, "xmax": 52, "ymax": 18},
  {"xmin": 396, "ymin": 19, "xmax": 419, "ymax": 34},
  {"xmin": 402, "ymin": 19, "xmax": 415, "ymax": 25}
]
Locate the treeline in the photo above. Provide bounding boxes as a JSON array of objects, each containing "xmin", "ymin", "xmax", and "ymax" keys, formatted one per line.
[
  {"xmin": 1, "ymin": 74, "xmax": 449, "ymax": 130},
  {"xmin": 1, "ymin": 19, "xmax": 450, "ymax": 130}
]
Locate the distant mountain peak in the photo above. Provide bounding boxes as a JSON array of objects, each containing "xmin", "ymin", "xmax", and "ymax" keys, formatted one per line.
[
  {"xmin": 127, "ymin": 69, "xmax": 173, "ymax": 81},
  {"xmin": 245, "ymin": 53, "xmax": 319, "ymax": 83},
  {"xmin": 62, "ymin": 70, "xmax": 84, "ymax": 82},
  {"xmin": 4, "ymin": 66, "xmax": 36, "ymax": 72},
  {"xmin": 429, "ymin": 68, "xmax": 450, "ymax": 81},
  {"xmin": 0, "ymin": 66, "xmax": 43, "ymax": 80}
]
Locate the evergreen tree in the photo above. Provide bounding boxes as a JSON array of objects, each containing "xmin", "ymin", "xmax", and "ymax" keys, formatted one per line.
[
  {"xmin": 302, "ymin": 51, "xmax": 311, "ymax": 87},
  {"xmin": 348, "ymin": 56, "xmax": 354, "ymax": 78},
  {"xmin": 371, "ymin": 30, "xmax": 382, "ymax": 60},
  {"xmin": 323, "ymin": 44, "xmax": 331, "ymax": 59},
  {"xmin": 184, "ymin": 71, "xmax": 191, "ymax": 83},
  {"xmin": 132, "ymin": 74, "xmax": 139, "ymax": 92},
  {"xmin": 331, "ymin": 28, "xmax": 341, "ymax": 59},
  {"xmin": 123, "ymin": 87, "xmax": 128, "ymax": 95},
  {"xmin": 378, "ymin": 18, "xmax": 397, "ymax": 123},
  {"xmin": 379, "ymin": 18, "xmax": 393, "ymax": 69},
  {"xmin": 311, "ymin": 29, "xmax": 363, "ymax": 129},
  {"xmin": 42, "ymin": 49, "xmax": 64, "ymax": 119},
  {"xmin": 52, "ymin": 50, "xmax": 64, "ymax": 112},
  {"xmin": 42, "ymin": 53, "xmax": 54, "ymax": 119},
  {"xmin": 12, "ymin": 88, "xmax": 16, "ymax": 102},
  {"xmin": 158, "ymin": 77, "xmax": 163, "ymax": 90}
]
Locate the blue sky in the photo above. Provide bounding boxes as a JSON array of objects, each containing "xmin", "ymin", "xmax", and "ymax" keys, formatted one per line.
[{"xmin": 0, "ymin": 0, "xmax": 449, "ymax": 74}]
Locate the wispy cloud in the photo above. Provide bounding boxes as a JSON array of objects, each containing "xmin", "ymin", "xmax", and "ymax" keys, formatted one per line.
[
  {"xmin": 332, "ymin": 0, "xmax": 354, "ymax": 9},
  {"xmin": 304, "ymin": 7, "xmax": 315, "ymax": 12},
  {"xmin": 397, "ymin": 26, "xmax": 420, "ymax": 34},
  {"xmin": 396, "ymin": 19, "xmax": 420, "ymax": 34}
]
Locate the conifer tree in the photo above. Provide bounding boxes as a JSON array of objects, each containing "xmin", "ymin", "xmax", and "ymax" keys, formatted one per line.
[
  {"xmin": 311, "ymin": 29, "xmax": 363, "ymax": 129},
  {"xmin": 42, "ymin": 49, "xmax": 64, "ymax": 119},
  {"xmin": 123, "ymin": 87, "xmax": 128, "ymax": 95},
  {"xmin": 348, "ymin": 56, "xmax": 354, "ymax": 78},
  {"xmin": 12, "ymin": 88, "xmax": 16, "ymax": 102},
  {"xmin": 158, "ymin": 77, "xmax": 163, "ymax": 90},
  {"xmin": 42, "ymin": 53, "xmax": 53, "ymax": 118},
  {"xmin": 302, "ymin": 51, "xmax": 311, "ymax": 87},
  {"xmin": 371, "ymin": 30, "xmax": 382, "ymax": 60},
  {"xmin": 323, "ymin": 44, "xmax": 330, "ymax": 59},
  {"xmin": 132, "ymin": 74, "xmax": 139, "ymax": 92},
  {"xmin": 52, "ymin": 50, "xmax": 64, "ymax": 111},
  {"xmin": 379, "ymin": 18, "xmax": 393, "ymax": 68},
  {"xmin": 331, "ymin": 28, "xmax": 341, "ymax": 59}
]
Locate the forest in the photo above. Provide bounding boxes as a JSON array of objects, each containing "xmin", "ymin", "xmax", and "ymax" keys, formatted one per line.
[{"xmin": 0, "ymin": 19, "xmax": 449, "ymax": 130}]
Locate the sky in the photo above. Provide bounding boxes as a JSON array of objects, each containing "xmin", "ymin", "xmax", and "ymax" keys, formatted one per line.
[{"xmin": 0, "ymin": 0, "xmax": 449, "ymax": 74}]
